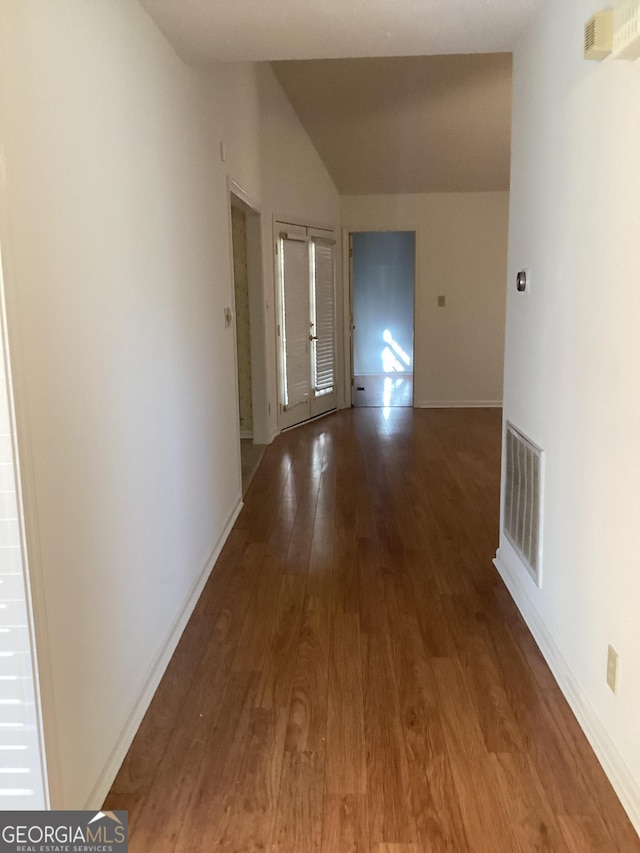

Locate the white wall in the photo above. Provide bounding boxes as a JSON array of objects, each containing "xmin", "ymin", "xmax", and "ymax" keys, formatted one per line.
[
  {"xmin": 498, "ymin": 0, "xmax": 640, "ymax": 832},
  {"xmin": 341, "ymin": 192, "xmax": 509, "ymax": 407},
  {"xmin": 0, "ymin": 1, "xmax": 338, "ymax": 808}
]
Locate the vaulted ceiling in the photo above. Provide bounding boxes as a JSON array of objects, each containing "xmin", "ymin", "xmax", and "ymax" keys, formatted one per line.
[
  {"xmin": 142, "ymin": 0, "xmax": 538, "ymax": 194},
  {"xmin": 272, "ymin": 54, "xmax": 512, "ymax": 194}
]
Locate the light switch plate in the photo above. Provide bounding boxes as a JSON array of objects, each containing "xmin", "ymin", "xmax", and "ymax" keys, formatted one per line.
[{"xmin": 607, "ymin": 645, "xmax": 619, "ymax": 693}]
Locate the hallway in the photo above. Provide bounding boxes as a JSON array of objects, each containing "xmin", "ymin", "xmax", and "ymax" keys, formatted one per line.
[{"xmin": 106, "ymin": 408, "xmax": 639, "ymax": 851}]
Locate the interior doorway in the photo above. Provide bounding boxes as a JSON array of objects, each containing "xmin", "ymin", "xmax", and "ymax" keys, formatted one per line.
[
  {"xmin": 228, "ymin": 185, "xmax": 267, "ymax": 495},
  {"xmin": 231, "ymin": 205, "xmax": 254, "ymax": 440},
  {"xmin": 350, "ymin": 231, "xmax": 415, "ymax": 407}
]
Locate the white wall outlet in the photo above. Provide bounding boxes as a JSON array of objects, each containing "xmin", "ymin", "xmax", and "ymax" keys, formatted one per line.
[
  {"xmin": 219, "ymin": 141, "xmax": 226, "ymax": 162},
  {"xmin": 607, "ymin": 645, "xmax": 619, "ymax": 693}
]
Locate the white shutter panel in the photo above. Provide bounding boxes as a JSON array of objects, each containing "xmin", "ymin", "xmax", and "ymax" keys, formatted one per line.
[
  {"xmin": 280, "ymin": 236, "xmax": 310, "ymax": 409},
  {"xmin": 311, "ymin": 239, "xmax": 335, "ymax": 396},
  {"xmin": 0, "ymin": 334, "xmax": 47, "ymax": 809}
]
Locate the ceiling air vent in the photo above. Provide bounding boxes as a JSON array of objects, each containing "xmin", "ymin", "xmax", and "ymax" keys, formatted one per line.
[
  {"xmin": 503, "ymin": 423, "xmax": 543, "ymax": 587},
  {"xmin": 585, "ymin": 10, "xmax": 614, "ymax": 60},
  {"xmin": 613, "ymin": 0, "xmax": 640, "ymax": 59}
]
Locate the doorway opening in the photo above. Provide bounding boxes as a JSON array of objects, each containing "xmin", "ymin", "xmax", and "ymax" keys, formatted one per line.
[
  {"xmin": 350, "ymin": 231, "xmax": 415, "ymax": 408},
  {"xmin": 228, "ymin": 185, "xmax": 267, "ymax": 495}
]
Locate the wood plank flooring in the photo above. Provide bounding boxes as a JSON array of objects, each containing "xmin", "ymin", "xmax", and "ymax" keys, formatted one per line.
[
  {"xmin": 352, "ymin": 375, "xmax": 413, "ymax": 407},
  {"xmin": 106, "ymin": 408, "xmax": 639, "ymax": 852}
]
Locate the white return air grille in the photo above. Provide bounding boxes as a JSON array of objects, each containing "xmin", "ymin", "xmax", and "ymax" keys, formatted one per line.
[
  {"xmin": 504, "ymin": 423, "xmax": 543, "ymax": 587},
  {"xmin": 614, "ymin": 0, "xmax": 640, "ymax": 59}
]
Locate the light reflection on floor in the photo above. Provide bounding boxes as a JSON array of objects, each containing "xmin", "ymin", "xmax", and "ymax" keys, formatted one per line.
[{"xmin": 352, "ymin": 374, "xmax": 413, "ymax": 408}]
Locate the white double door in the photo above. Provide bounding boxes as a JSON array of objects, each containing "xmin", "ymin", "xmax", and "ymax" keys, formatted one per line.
[{"xmin": 276, "ymin": 222, "xmax": 337, "ymax": 431}]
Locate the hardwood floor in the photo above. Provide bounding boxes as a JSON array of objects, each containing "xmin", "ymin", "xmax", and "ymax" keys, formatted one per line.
[
  {"xmin": 240, "ymin": 439, "xmax": 266, "ymax": 497},
  {"xmin": 352, "ymin": 374, "xmax": 413, "ymax": 407},
  {"xmin": 106, "ymin": 408, "xmax": 639, "ymax": 852}
]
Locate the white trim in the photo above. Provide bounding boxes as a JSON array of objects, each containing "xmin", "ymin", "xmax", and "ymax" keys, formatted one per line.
[
  {"xmin": 0, "ymin": 131, "xmax": 52, "ymax": 808},
  {"xmin": 279, "ymin": 231, "xmax": 310, "ymax": 243},
  {"xmin": 281, "ymin": 408, "xmax": 337, "ymax": 433},
  {"xmin": 494, "ymin": 547, "xmax": 640, "ymax": 836},
  {"xmin": 269, "ymin": 426, "xmax": 281, "ymax": 444},
  {"xmin": 239, "ymin": 430, "xmax": 254, "ymax": 440},
  {"xmin": 275, "ymin": 216, "xmax": 335, "ymax": 233},
  {"xmin": 83, "ymin": 498, "xmax": 243, "ymax": 810},
  {"xmin": 415, "ymin": 400, "xmax": 503, "ymax": 409},
  {"xmin": 226, "ymin": 200, "xmax": 244, "ymax": 500},
  {"xmin": 228, "ymin": 179, "xmax": 270, "ymax": 447},
  {"xmin": 226, "ymin": 177, "xmax": 261, "ymax": 214},
  {"xmin": 341, "ymin": 228, "xmax": 351, "ymax": 412},
  {"xmin": 346, "ymin": 228, "xmax": 417, "ymax": 409},
  {"xmin": 307, "ymin": 227, "xmax": 336, "ymax": 242}
]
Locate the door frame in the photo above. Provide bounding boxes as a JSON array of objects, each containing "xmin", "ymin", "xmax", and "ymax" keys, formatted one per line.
[
  {"xmin": 227, "ymin": 179, "xmax": 269, "ymax": 449},
  {"xmin": 273, "ymin": 216, "xmax": 340, "ymax": 433},
  {"xmin": 274, "ymin": 222, "xmax": 312, "ymax": 431},
  {"xmin": 343, "ymin": 228, "xmax": 418, "ymax": 408},
  {"xmin": 0, "ymin": 173, "xmax": 50, "ymax": 807}
]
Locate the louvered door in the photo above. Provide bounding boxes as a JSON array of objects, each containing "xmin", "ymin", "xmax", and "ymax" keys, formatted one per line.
[
  {"xmin": 309, "ymin": 233, "xmax": 337, "ymax": 418},
  {"xmin": 275, "ymin": 223, "xmax": 337, "ymax": 430},
  {"xmin": 277, "ymin": 226, "xmax": 311, "ymax": 430}
]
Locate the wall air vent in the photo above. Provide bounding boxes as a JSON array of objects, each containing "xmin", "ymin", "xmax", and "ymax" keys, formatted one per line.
[
  {"xmin": 503, "ymin": 423, "xmax": 543, "ymax": 587},
  {"xmin": 584, "ymin": 10, "xmax": 613, "ymax": 60},
  {"xmin": 613, "ymin": 0, "xmax": 640, "ymax": 59}
]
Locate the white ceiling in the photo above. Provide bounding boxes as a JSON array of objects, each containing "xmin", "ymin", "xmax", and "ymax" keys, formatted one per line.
[
  {"xmin": 141, "ymin": 0, "xmax": 535, "ymax": 195},
  {"xmin": 141, "ymin": 0, "xmax": 543, "ymax": 63}
]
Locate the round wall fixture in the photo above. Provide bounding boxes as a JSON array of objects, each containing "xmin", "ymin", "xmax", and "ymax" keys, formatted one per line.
[{"xmin": 516, "ymin": 270, "xmax": 528, "ymax": 292}]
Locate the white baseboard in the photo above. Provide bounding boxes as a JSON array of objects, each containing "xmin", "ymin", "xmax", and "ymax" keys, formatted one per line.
[
  {"xmin": 239, "ymin": 430, "xmax": 253, "ymax": 440},
  {"xmin": 415, "ymin": 400, "xmax": 503, "ymax": 409},
  {"xmin": 269, "ymin": 426, "xmax": 280, "ymax": 443},
  {"xmin": 84, "ymin": 497, "xmax": 244, "ymax": 810},
  {"xmin": 494, "ymin": 548, "xmax": 640, "ymax": 836}
]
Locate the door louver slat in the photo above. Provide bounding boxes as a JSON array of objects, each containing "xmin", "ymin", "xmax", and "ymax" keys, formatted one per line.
[
  {"xmin": 311, "ymin": 240, "xmax": 335, "ymax": 395},
  {"xmin": 280, "ymin": 237, "xmax": 310, "ymax": 409}
]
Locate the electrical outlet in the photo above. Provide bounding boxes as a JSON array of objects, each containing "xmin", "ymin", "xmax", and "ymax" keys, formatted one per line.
[{"xmin": 607, "ymin": 645, "xmax": 619, "ymax": 693}]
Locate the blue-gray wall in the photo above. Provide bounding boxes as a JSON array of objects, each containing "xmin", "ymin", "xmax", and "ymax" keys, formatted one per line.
[{"xmin": 352, "ymin": 231, "xmax": 415, "ymax": 375}]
